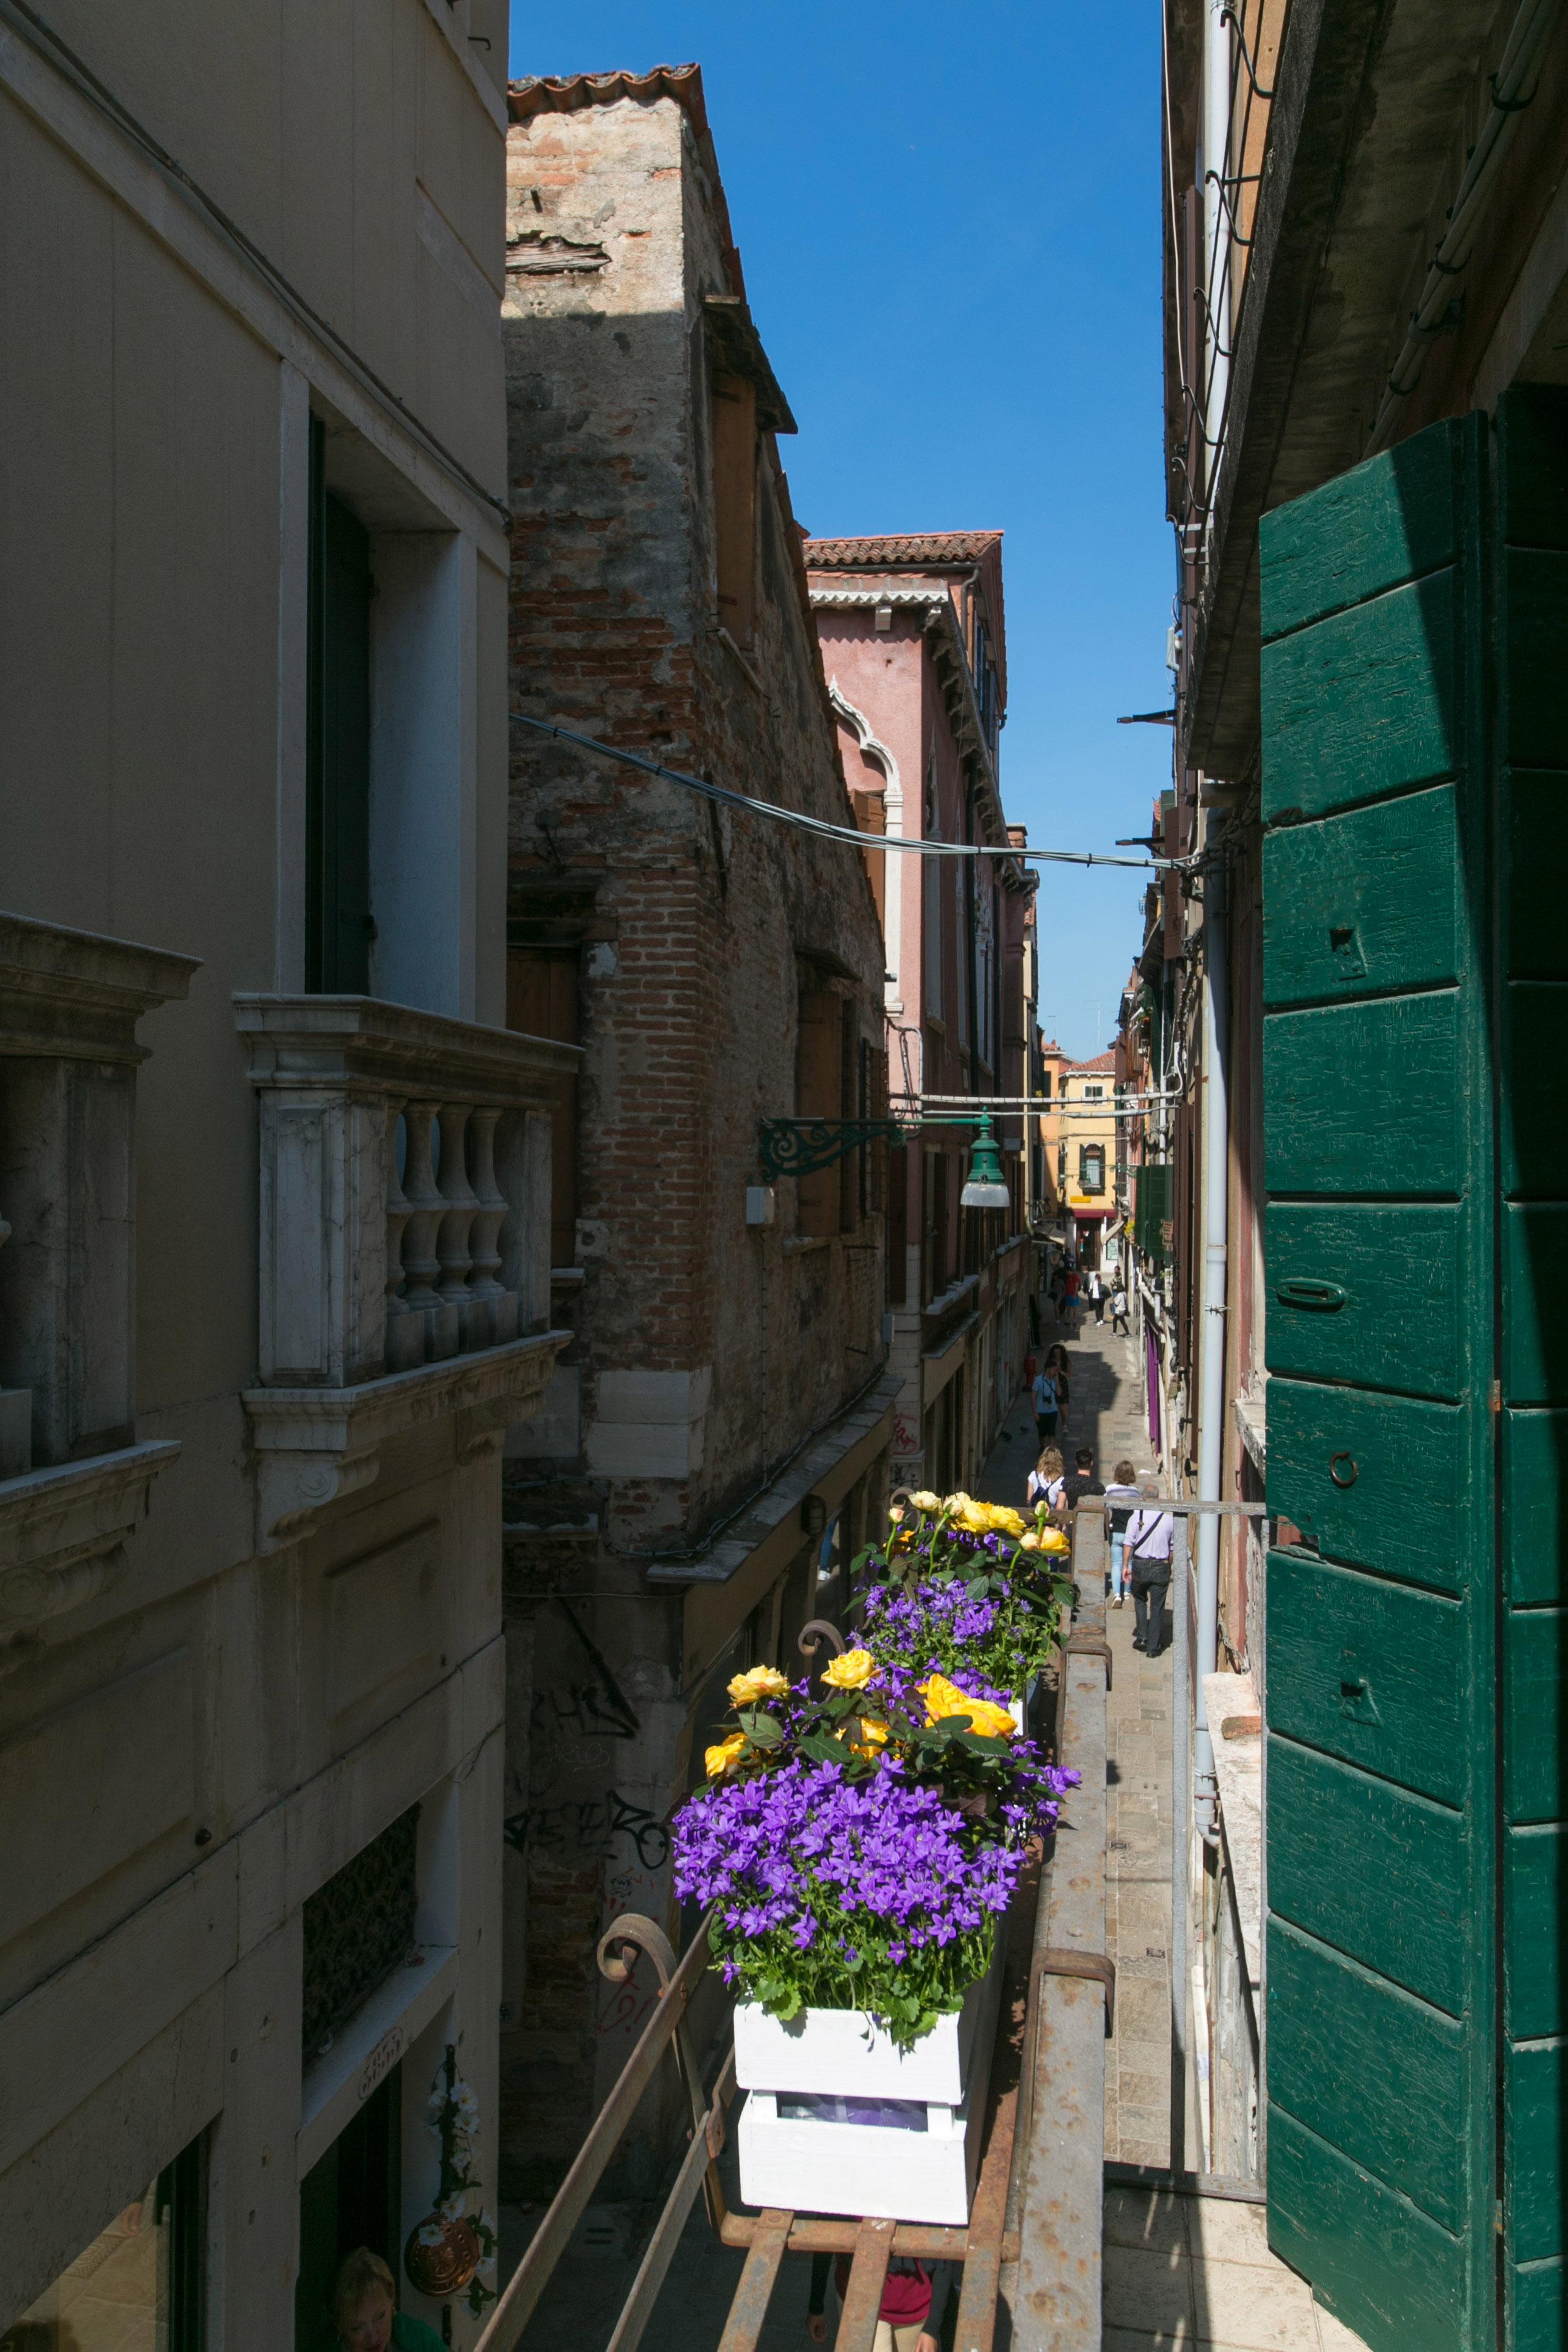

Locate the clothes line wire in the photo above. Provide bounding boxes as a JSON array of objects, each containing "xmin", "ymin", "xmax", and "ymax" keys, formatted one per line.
[{"xmin": 512, "ymin": 712, "xmax": 1187, "ymax": 871}]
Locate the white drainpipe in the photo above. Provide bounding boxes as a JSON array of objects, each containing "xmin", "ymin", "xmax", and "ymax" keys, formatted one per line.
[
  {"xmin": 1202, "ymin": 0, "xmax": 1232, "ymax": 516},
  {"xmin": 1194, "ymin": 852, "xmax": 1228, "ymax": 1831}
]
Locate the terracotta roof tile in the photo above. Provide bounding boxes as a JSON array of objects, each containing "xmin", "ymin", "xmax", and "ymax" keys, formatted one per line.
[
  {"xmin": 1069, "ymin": 1050, "xmax": 1117, "ymax": 1072},
  {"xmin": 508, "ymin": 63, "xmax": 709, "ymax": 133},
  {"xmin": 803, "ymin": 532, "xmax": 1004, "ymax": 567}
]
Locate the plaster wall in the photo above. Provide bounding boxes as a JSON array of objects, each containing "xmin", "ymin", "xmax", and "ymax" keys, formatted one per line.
[{"xmin": 0, "ymin": 9, "xmax": 530, "ymax": 2342}]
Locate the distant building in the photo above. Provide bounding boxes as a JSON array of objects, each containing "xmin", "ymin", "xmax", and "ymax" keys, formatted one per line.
[
  {"xmin": 805, "ymin": 533, "xmax": 1038, "ymax": 1493},
  {"xmin": 499, "ymin": 64, "xmax": 893, "ymax": 2198}
]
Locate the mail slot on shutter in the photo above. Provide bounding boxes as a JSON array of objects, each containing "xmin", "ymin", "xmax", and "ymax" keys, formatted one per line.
[
  {"xmin": 1266, "ymin": 1377, "xmax": 1465, "ymax": 1595},
  {"xmin": 1266, "ymin": 1203, "xmax": 1460, "ymax": 1399}
]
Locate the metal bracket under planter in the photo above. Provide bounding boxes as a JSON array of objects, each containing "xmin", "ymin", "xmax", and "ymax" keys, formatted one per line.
[{"xmin": 1035, "ymin": 1946, "xmax": 1117, "ymax": 2036}]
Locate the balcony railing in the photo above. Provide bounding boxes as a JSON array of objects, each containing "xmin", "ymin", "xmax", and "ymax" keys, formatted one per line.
[{"xmin": 234, "ymin": 995, "xmax": 580, "ymax": 1389}]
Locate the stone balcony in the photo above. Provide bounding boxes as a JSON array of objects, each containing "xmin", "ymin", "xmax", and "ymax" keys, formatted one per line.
[
  {"xmin": 234, "ymin": 994, "xmax": 580, "ymax": 1548},
  {"xmin": 0, "ymin": 911, "xmax": 199, "ymax": 1654}
]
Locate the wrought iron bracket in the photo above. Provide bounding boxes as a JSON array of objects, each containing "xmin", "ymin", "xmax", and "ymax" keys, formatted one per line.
[{"xmin": 758, "ymin": 1117, "xmax": 908, "ymax": 1180}]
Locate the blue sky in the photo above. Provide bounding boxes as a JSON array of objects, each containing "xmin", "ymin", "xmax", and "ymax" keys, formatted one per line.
[{"xmin": 510, "ymin": 2, "xmax": 1172, "ymax": 1062}]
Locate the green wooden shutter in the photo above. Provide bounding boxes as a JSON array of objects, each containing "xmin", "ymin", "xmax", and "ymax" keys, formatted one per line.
[
  {"xmin": 1496, "ymin": 384, "xmax": 1568, "ymax": 2352},
  {"xmin": 1260, "ymin": 415, "xmax": 1496, "ymax": 2351}
]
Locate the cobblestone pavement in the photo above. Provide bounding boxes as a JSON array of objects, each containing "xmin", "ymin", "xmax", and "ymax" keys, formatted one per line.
[{"xmin": 983, "ymin": 1299, "xmax": 1170, "ymax": 2167}]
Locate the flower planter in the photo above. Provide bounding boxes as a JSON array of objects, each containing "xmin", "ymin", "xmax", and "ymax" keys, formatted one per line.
[{"xmin": 734, "ymin": 1927, "xmax": 1007, "ymax": 2224}]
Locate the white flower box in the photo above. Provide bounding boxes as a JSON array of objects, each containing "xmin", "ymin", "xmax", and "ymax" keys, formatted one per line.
[{"xmin": 733, "ymin": 1930, "xmax": 1007, "ymax": 2224}]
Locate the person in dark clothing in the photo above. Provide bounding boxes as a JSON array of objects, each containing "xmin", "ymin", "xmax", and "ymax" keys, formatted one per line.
[
  {"xmin": 1125, "ymin": 1488, "xmax": 1176, "ymax": 1654},
  {"xmin": 1060, "ymin": 1445, "xmax": 1106, "ymax": 1513},
  {"xmin": 808, "ymin": 2250, "xmax": 954, "ymax": 2350}
]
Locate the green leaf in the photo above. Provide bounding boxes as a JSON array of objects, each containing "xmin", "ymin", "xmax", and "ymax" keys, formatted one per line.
[
  {"xmin": 739, "ymin": 1710, "xmax": 785, "ymax": 1747},
  {"xmin": 800, "ymin": 1732, "xmax": 847, "ymax": 1764},
  {"xmin": 965, "ymin": 1575, "xmax": 991, "ymax": 1600}
]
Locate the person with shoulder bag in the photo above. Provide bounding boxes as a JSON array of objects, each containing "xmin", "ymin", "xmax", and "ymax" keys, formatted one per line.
[
  {"xmin": 1103, "ymin": 1458, "xmax": 1142, "ymax": 1606},
  {"xmin": 1125, "ymin": 1488, "xmax": 1175, "ymax": 1654}
]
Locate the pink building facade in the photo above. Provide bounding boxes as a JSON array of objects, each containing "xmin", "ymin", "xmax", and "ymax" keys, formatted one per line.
[{"xmin": 806, "ymin": 535, "xmax": 1038, "ymax": 1492}]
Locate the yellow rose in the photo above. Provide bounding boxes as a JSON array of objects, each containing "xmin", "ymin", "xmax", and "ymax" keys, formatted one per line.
[
  {"xmin": 727, "ymin": 1663, "xmax": 791, "ymax": 1706},
  {"xmin": 821, "ymin": 1646, "xmax": 878, "ymax": 1690},
  {"xmin": 986, "ymin": 1505, "xmax": 1027, "ymax": 1536},
  {"xmin": 887, "ymin": 1504, "xmax": 905, "ymax": 1524},
  {"xmin": 705, "ymin": 1733, "xmax": 748, "ymax": 1778},
  {"xmin": 946, "ymin": 1491, "xmax": 973, "ymax": 1514},
  {"xmin": 838, "ymin": 1715, "xmax": 889, "ymax": 1760},
  {"xmin": 908, "ymin": 1490, "xmax": 940, "ymax": 1512},
  {"xmin": 1035, "ymin": 1528, "xmax": 1071, "ymax": 1555},
  {"xmin": 1018, "ymin": 1531, "xmax": 1041, "ymax": 1551},
  {"xmin": 918, "ymin": 1673, "xmax": 1017, "ymax": 1740}
]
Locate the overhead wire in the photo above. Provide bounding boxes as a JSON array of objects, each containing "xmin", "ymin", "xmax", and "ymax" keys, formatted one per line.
[{"xmin": 511, "ymin": 712, "xmax": 1197, "ymax": 872}]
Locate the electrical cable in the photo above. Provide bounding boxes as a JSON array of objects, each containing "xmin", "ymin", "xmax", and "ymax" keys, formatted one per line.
[
  {"xmin": 511, "ymin": 712, "xmax": 1193, "ymax": 872},
  {"xmin": 0, "ymin": 0, "xmax": 512, "ymax": 533}
]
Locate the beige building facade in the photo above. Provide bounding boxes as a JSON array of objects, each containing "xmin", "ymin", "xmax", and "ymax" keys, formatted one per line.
[{"xmin": 0, "ymin": 7, "xmax": 561, "ymax": 2349}]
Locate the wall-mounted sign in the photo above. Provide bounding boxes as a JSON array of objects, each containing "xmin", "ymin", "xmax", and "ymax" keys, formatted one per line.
[{"xmin": 358, "ymin": 2024, "xmax": 405, "ymax": 2103}]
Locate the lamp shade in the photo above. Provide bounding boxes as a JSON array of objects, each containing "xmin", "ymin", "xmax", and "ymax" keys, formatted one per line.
[{"xmin": 959, "ymin": 1112, "xmax": 1011, "ymax": 1209}]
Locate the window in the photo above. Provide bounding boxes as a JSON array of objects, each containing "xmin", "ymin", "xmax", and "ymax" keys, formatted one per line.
[
  {"xmin": 4, "ymin": 2138, "xmax": 205, "ymax": 2352},
  {"xmin": 711, "ymin": 371, "xmax": 758, "ymax": 645},
  {"xmin": 302, "ymin": 1805, "xmax": 419, "ymax": 2061},
  {"xmin": 508, "ymin": 885, "xmax": 588, "ymax": 1271},
  {"xmin": 1084, "ymin": 1084, "xmax": 1105, "ymax": 1100},
  {"xmin": 795, "ymin": 980, "xmax": 845, "ymax": 1240},
  {"xmin": 1079, "ymin": 1145, "xmax": 1106, "ymax": 1195},
  {"xmin": 922, "ymin": 761, "xmax": 942, "ymax": 1018},
  {"xmin": 306, "ymin": 417, "xmax": 372, "ymax": 994}
]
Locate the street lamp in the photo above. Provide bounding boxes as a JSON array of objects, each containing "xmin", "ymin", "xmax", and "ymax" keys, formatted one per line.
[{"xmin": 959, "ymin": 1112, "xmax": 1010, "ymax": 1210}]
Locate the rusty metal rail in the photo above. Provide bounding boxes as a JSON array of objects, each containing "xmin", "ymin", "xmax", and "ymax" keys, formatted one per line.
[{"xmin": 478, "ymin": 1518, "xmax": 1112, "ymax": 2352}]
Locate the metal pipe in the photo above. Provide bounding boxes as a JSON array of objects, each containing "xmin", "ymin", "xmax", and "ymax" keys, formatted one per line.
[
  {"xmin": 1194, "ymin": 856, "xmax": 1229, "ymax": 1826},
  {"xmin": 1201, "ymin": 0, "xmax": 1233, "ymax": 509}
]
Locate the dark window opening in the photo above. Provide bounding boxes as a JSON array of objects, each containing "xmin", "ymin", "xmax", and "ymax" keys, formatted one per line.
[
  {"xmin": 306, "ymin": 417, "xmax": 373, "ymax": 994},
  {"xmin": 711, "ymin": 370, "xmax": 758, "ymax": 645},
  {"xmin": 301, "ymin": 1804, "xmax": 419, "ymax": 2061},
  {"xmin": 295, "ymin": 2064, "xmax": 402, "ymax": 2352}
]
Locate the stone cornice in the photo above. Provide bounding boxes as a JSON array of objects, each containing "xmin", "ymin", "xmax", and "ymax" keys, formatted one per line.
[
  {"xmin": 0, "ymin": 912, "xmax": 200, "ymax": 1063},
  {"xmin": 243, "ymin": 1332, "xmax": 571, "ymax": 1549},
  {"xmin": 0, "ymin": 1438, "xmax": 181, "ymax": 1634},
  {"xmin": 233, "ymin": 993, "xmax": 581, "ymax": 1108}
]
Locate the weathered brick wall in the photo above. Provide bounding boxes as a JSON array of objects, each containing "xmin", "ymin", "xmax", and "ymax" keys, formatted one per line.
[{"xmin": 498, "ymin": 88, "xmax": 888, "ymax": 2196}]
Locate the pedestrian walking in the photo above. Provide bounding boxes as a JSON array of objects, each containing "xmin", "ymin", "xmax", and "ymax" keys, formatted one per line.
[
  {"xmin": 1103, "ymin": 1457, "xmax": 1142, "ymax": 1606},
  {"xmin": 1088, "ymin": 1266, "xmax": 1105, "ymax": 1323},
  {"xmin": 1110, "ymin": 1279, "xmax": 1130, "ymax": 1337},
  {"xmin": 1060, "ymin": 1445, "xmax": 1106, "ymax": 1513},
  {"xmin": 1125, "ymin": 1488, "xmax": 1176, "ymax": 1655},
  {"xmin": 1031, "ymin": 1360, "xmax": 1060, "ymax": 1441},
  {"xmin": 1027, "ymin": 1445, "xmax": 1065, "ymax": 1514},
  {"xmin": 809, "ymin": 2252, "xmax": 951, "ymax": 2352},
  {"xmin": 1063, "ymin": 1263, "xmax": 1080, "ymax": 1327},
  {"xmin": 1044, "ymin": 1344, "xmax": 1071, "ymax": 1434}
]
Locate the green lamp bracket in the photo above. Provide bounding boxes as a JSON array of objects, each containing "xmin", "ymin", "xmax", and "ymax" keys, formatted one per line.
[
  {"xmin": 758, "ymin": 1111, "xmax": 993, "ymax": 1182},
  {"xmin": 758, "ymin": 1117, "xmax": 911, "ymax": 1180}
]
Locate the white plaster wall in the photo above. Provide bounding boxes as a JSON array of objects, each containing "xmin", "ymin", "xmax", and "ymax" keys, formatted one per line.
[{"xmin": 0, "ymin": 4, "xmax": 515, "ymax": 2336}]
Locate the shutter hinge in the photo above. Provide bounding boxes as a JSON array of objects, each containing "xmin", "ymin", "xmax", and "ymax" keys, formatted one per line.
[
  {"xmin": 1496, "ymin": 2198, "xmax": 1505, "ymax": 2236},
  {"xmin": 1491, "ymin": 1379, "xmax": 1502, "ymax": 1416}
]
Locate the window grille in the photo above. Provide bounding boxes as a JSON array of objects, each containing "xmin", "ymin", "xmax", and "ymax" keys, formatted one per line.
[{"xmin": 302, "ymin": 1805, "xmax": 420, "ymax": 2058}]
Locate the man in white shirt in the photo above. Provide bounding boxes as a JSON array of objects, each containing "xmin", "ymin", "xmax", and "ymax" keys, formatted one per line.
[{"xmin": 1125, "ymin": 1488, "xmax": 1175, "ymax": 1655}]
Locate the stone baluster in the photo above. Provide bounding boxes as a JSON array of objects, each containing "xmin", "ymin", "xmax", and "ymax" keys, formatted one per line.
[
  {"xmin": 399, "ymin": 1101, "xmax": 452, "ymax": 1359},
  {"xmin": 384, "ymin": 1103, "xmax": 425, "ymax": 1375},
  {"xmin": 466, "ymin": 1108, "xmax": 516, "ymax": 1347},
  {"xmin": 434, "ymin": 1101, "xmax": 480, "ymax": 1352}
]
